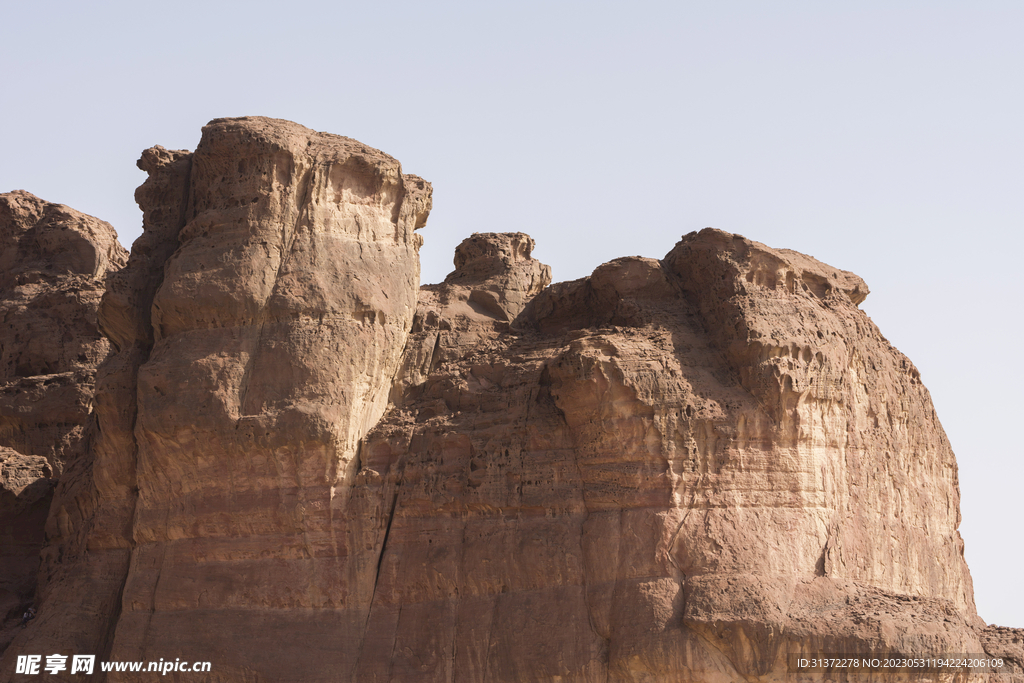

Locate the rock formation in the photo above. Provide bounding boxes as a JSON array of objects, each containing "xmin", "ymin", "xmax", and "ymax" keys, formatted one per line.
[
  {"xmin": 0, "ymin": 450, "xmax": 52, "ymax": 652},
  {"xmin": 356, "ymin": 231, "xmax": 1018, "ymax": 681},
  {"xmin": 0, "ymin": 191, "xmax": 126, "ymax": 474},
  {"xmin": 0, "ymin": 192, "xmax": 126, "ymax": 653},
  {"xmin": 2, "ymin": 117, "xmax": 1021, "ymax": 681}
]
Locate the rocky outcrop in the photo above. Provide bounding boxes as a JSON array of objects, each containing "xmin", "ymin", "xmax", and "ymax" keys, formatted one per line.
[
  {"xmin": 2, "ymin": 117, "xmax": 433, "ymax": 681},
  {"xmin": 979, "ymin": 627, "xmax": 1024, "ymax": 676},
  {"xmin": 355, "ymin": 230, "xmax": 1000, "ymax": 681},
  {"xmin": 0, "ymin": 191, "xmax": 126, "ymax": 474},
  {"xmin": 0, "ymin": 451, "xmax": 52, "ymax": 650},
  {"xmin": 0, "ymin": 192, "xmax": 126, "ymax": 654},
  {"xmin": 3, "ymin": 118, "xmax": 1020, "ymax": 682},
  {"xmin": 389, "ymin": 231, "xmax": 551, "ymax": 403}
]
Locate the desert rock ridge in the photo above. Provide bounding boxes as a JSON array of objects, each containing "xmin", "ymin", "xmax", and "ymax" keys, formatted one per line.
[{"xmin": 0, "ymin": 116, "xmax": 1020, "ymax": 682}]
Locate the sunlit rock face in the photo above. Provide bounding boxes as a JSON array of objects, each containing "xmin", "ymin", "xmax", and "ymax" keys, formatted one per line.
[
  {"xmin": 3, "ymin": 117, "xmax": 1021, "ymax": 682},
  {"xmin": 2, "ymin": 117, "xmax": 432, "ymax": 680},
  {"xmin": 357, "ymin": 229, "xmax": 998, "ymax": 681},
  {"xmin": 108, "ymin": 117, "xmax": 431, "ymax": 675}
]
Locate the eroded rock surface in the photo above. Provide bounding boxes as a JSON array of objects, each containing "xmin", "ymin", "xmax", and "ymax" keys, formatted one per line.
[
  {"xmin": 3, "ymin": 119, "xmax": 1020, "ymax": 682},
  {"xmin": 355, "ymin": 230, "xmax": 1010, "ymax": 681},
  {"xmin": 0, "ymin": 192, "xmax": 126, "ymax": 654},
  {"xmin": 2, "ymin": 117, "xmax": 433, "ymax": 681},
  {"xmin": 0, "ymin": 450, "xmax": 52, "ymax": 650},
  {"xmin": 0, "ymin": 191, "xmax": 126, "ymax": 473}
]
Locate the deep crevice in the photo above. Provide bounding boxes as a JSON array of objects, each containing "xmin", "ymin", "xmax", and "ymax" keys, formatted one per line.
[
  {"xmin": 373, "ymin": 486, "xmax": 400, "ymax": 593},
  {"xmin": 427, "ymin": 331, "xmax": 443, "ymax": 373},
  {"xmin": 96, "ymin": 154, "xmax": 194, "ymax": 679}
]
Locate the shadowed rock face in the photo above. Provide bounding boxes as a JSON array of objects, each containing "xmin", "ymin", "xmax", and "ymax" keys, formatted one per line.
[
  {"xmin": 0, "ymin": 191, "xmax": 127, "ymax": 474},
  {"xmin": 3, "ymin": 118, "xmax": 1021, "ymax": 682},
  {"xmin": 0, "ymin": 192, "xmax": 126, "ymax": 654},
  {"xmin": 0, "ymin": 450, "xmax": 52, "ymax": 651}
]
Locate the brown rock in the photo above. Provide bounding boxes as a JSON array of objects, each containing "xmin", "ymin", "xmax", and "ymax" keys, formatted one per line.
[
  {"xmin": 979, "ymin": 625, "xmax": 1024, "ymax": 676},
  {"xmin": 0, "ymin": 191, "xmax": 127, "ymax": 473},
  {"xmin": 389, "ymin": 232, "xmax": 551, "ymax": 403},
  {"xmin": 3, "ymin": 117, "xmax": 433, "ymax": 681},
  {"xmin": 3, "ymin": 120, "xmax": 1019, "ymax": 682},
  {"xmin": 107, "ymin": 116, "xmax": 431, "ymax": 677},
  {"xmin": 0, "ymin": 193, "xmax": 125, "ymax": 656},
  {"xmin": 7, "ymin": 147, "xmax": 197, "ymax": 665},
  {"xmin": 354, "ymin": 228, "xmax": 1002, "ymax": 681},
  {"xmin": 445, "ymin": 231, "xmax": 551, "ymax": 322},
  {"xmin": 0, "ymin": 450, "xmax": 53, "ymax": 648}
]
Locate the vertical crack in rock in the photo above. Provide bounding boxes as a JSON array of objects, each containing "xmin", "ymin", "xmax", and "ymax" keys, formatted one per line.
[
  {"xmin": 372, "ymin": 483, "xmax": 400, "ymax": 600},
  {"xmin": 666, "ymin": 470, "xmax": 705, "ymax": 579},
  {"xmin": 0, "ymin": 148, "xmax": 188, "ymax": 676}
]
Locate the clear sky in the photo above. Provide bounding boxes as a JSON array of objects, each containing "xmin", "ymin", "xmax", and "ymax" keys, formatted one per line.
[{"xmin": 3, "ymin": 1, "xmax": 1021, "ymax": 627}]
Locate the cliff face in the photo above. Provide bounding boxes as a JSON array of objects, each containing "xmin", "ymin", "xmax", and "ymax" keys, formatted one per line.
[
  {"xmin": 3, "ymin": 117, "xmax": 1021, "ymax": 682},
  {"xmin": 0, "ymin": 191, "xmax": 126, "ymax": 474},
  {"xmin": 3, "ymin": 117, "xmax": 434, "ymax": 680},
  {"xmin": 357, "ymin": 232, "xmax": 991, "ymax": 681},
  {"xmin": 0, "ymin": 192, "xmax": 126, "ymax": 653}
]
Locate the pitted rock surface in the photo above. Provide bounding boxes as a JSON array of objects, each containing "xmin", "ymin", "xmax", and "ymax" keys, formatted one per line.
[
  {"xmin": 355, "ymin": 228, "xmax": 1003, "ymax": 681},
  {"xmin": 0, "ymin": 191, "xmax": 126, "ymax": 473},
  {"xmin": 2, "ymin": 119, "xmax": 1020, "ymax": 682},
  {"xmin": 0, "ymin": 192, "xmax": 125, "ymax": 655}
]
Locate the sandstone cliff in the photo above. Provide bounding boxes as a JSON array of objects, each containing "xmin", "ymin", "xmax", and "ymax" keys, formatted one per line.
[
  {"xmin": 3, "ymin": 117, "xmax": 1021, "ymax": 682},
  {"xmin": 355, "ymin": 230, "xmax": 1016, "ymax": 682},
  {"xmin": 2, "ymin": 117, "xmax": 434, "ymax": 680},
  {"xmin": 0, "ymin": 191, "xmax": 126, "ymax": 474},
  {"xmin": 0, "ymin": 192, "xmax": 126, "ymax": 653}
]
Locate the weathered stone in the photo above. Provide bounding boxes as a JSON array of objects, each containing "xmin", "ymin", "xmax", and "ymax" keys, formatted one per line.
[
  {"xmin": 0, "ymin": 450, "xmax": 52, "ymax": 649},
  {"xmin": 0, "ymin": 192, "xmax": 125, "ymax": 656},
  {"xmin": 2, "ymin": 117, "xmax": 433, "ymax": 681},
  {"xmin": 3, "ymin": 119, "xmax": 1020, "ymax": 682},
  {"xmin": 7, "ymin": 148, "xmax": 198, "ymax": 664},
  {"xmin": 389, "ymin": 232, "xmax": 551, "ymax": 404},
  {"xmin": 0, "ymin": 191, "xmax": 126, "ymax": 473},
  {"xmin": 354, "ymin": 228, "xmax": 1009, "ymax": 681}
]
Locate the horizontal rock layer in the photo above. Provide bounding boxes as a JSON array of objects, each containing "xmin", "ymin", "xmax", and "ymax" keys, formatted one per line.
[
  {"xmin": 354, "ymin": 229, "xmax": 1007, "ymax": 682},
  {"xmin": 2, "ymin": 118, "xmax": 1020, "ymax": 682}
]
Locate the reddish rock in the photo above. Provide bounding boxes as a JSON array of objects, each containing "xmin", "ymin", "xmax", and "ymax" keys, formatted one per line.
[
  {"xmin": 355, "ymin": 229, "xmax": 1001, "ymax": 681},
  {"xmin": 0, "ymin": 192, "xmax": 125, "ymax": 656},
  {"xmin": 3, "ymin": 119, "xmax": 1020, "ymax": 682},
  {"xmin": 0, "ymin": 191, "xmax": 126, "ymax": 474},
  {"xmin": 3, "ymin": 117, "xmax": 433, "ymax": 681}
]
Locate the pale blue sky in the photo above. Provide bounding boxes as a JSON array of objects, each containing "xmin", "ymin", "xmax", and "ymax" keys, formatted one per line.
[{"xmin": 3, "ymin": 1, "xmax": 1021, "ymax": 627}]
